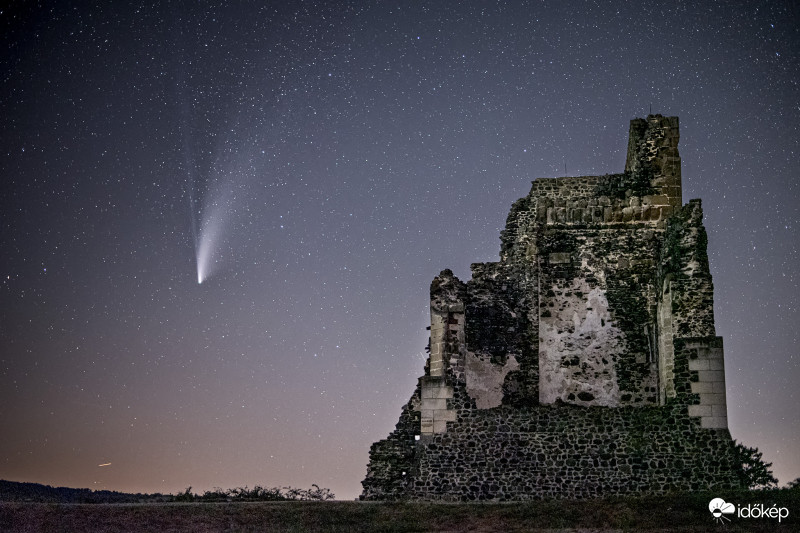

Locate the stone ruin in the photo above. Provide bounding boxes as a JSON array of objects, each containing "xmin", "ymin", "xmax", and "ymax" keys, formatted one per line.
[{"xmin": 361, "ymin": 115, "xmax": 744, "ymax": 500}]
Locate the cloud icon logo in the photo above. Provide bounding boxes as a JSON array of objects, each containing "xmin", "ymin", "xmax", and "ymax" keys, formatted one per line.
[{"xmin": 709, "ymin": 498, "xmax": 736, "ymax": 523}]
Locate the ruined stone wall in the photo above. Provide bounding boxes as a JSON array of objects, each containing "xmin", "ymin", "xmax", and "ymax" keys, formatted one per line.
[
  {"xmin": 528, "ymin": 177, "xmax": 676, "ymax": 227},
  {"xmin": 683, "ymin": 338, "xmax": 729, "ymax": 429},
  {"xmin": 655, "ymin": 199, "xmax": 726, "ymax": 427},
  {"xmin": 658, "ymin": 199, "xmax": 716, "ymax": 339},
  {"xmin": 465, "ymin": 262, "xmax": 538, "ymax": 409},
  {"xmin": 361, "ymin": 115, "xmax": 740, "ymax": 501},
  {"xmin": 626, "ymin": 115, "xmax": 682, "ymax": 208},
  {"xmin": 361, "ymin": 389, "xmax": 420, "ymax": 500},
  {"xmin": 537, "ymin": 227, "xmax": 660, "ymax": 407},
  {"xmin": 363, "ymin": 331, "xmax": 737, "ymax": 501},
  {"xmin": 407, "ymin": 405, "xmax": 739, "ymax": 500}
]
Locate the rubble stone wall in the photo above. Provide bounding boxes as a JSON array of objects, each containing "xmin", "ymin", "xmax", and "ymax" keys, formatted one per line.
[{"xmin": 409, "ymin": 404, "xmax": 739, "ymax": 500}]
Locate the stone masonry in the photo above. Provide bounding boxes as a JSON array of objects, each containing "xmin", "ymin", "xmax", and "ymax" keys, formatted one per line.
[{"xmin": 361, "ymin": 116, "xmax": 743, "ymax": 500}]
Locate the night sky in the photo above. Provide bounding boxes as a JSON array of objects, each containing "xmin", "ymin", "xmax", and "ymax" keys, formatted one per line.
[{"xmin": 1, "ymin": 2, "xmax": 798, "ymax": 501}]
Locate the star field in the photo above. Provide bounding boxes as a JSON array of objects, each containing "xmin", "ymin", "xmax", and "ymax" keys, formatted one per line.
[{"xmin": 1, "ymin": 1, "xmax": 798, "ymax": 499}]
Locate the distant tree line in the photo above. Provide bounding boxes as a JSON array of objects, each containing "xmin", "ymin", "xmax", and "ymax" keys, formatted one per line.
[
  {"xmin": 0, "ymin": 480, "xmax": 168, "ymax": 503},
  {"xmin": 172, "ymin": 484, "xmax": 334, "ymax": 502},
  {"xmin": 0, "ymin": 480, "xmax": 334, "ymax": 503}
]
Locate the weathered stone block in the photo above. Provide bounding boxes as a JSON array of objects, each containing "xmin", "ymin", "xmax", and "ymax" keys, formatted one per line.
[
  {"xmin": 433, "ymin": 420, "xmax": 449, "ymax": 433},
  {"xmin": 437, "ymin": 409, "xmax": 457, "ymax": 422},
  {"xmin": 698, "ymin": 370, "xmax": 724, "ymax": 383},
  {"xmin": 651, "ymin": 206, "xmax": 662, "ymax": 221},
  {"xmin": 537, "ymin": 205, "xmax": 547, "ymax": 221},
  {"xmin": 643, "ymin": 194, "xmax": 669, "ymax": 205},
  {"xmin": 712, "ymin": 404, "xmax": 727, "ymax": 417},
  {"xmin": 688, "ymin": 404, "xmax": 712, "ymax": 417},
  {"xmin": 703, "ymin": 393, "xmax": 726, "ymax": 405},
  {"xmin": 429, "ymin": 362, "xmax": 444, "ymax": 375},
  {"xmin": 701, "ymin": 416, "xmax": 728, "ymax": 429},
  {"xmin": 548, "ymin": 253, "xmax": 570, "ymax": 264},
  {"xmin": 421, "ymin": 385, "xmax": 453, "ymax": 399},
  {"xmin": 423, "ymin": 398, "xmax": 448, "ymax": 410},
  {"xmin": 622, "ymin": 207, "xmax": 633, "ymax": 221}
]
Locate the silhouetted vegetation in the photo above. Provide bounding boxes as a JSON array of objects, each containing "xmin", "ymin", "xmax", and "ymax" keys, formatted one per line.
[
  {"xmin": 0, "ymin": 480, "xmax": 167, "ymax": 503},
  {"xmin": 172, "ymin": 484, "xmax": 334, "ymax": 502},
  {"xmin": 733, "ymin": 441, "xmax": 779, "ymax": 490},
  {"xmin": 0, "ymin": 479, "xmax": 333, "ymax": 504}
]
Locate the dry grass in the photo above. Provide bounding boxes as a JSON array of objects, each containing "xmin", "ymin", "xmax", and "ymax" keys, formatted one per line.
[{"xmin": 1, "ymin": 491, "xmax": 798, "ymax": 532}]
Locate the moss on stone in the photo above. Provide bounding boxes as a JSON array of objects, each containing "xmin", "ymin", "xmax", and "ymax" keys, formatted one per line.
[{"xmin": 594, "ymin": 169, "xmax": 656, "ymax": 199}]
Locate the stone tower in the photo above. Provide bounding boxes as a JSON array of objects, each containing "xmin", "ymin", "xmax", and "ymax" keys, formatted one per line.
[{"xmin": 361, "ymin": 116, "xmax": 742, "ymax": 500}]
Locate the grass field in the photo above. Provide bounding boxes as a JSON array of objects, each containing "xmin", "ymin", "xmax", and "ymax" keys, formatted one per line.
[{"xmin": 1, "ymin": 490, "xmax": 798, "ymax": 532}]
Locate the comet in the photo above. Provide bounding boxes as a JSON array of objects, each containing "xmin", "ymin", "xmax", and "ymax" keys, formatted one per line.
[
  {"xmin": 182, "ymin": 98, "xmax": 258, "ymax": 285},
  {"xmin": 195, "ymin": 186, "xmax": 233, "ymax": 285},
  {"xmin": 184, "ymin": 123, "xmax": 237, "ymax": 285},
  {"xmin": 181, "ymin": 98, "xmax": 231, "ymax": 286}
]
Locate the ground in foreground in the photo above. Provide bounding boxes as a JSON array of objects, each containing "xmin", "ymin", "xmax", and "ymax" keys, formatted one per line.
[{"xmin": 1, "ymin": 490, "xmax": 797, "ymax": 532}]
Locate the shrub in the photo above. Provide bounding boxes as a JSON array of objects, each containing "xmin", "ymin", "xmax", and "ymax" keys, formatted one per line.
[
  {"xmin": 733, "ymin": 441, "xmax": 778, "ymax": 490},
  {"xmin": 170, "ymin": 484, "xmax": 335, "ymax": 502}
]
